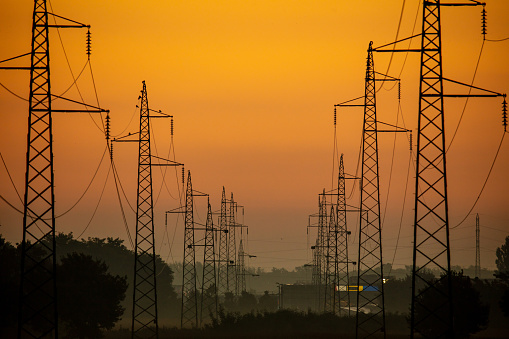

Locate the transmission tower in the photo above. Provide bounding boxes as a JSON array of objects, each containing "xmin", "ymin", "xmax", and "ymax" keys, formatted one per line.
[
  {"xmin": 181, "ymin": 171, "xmax": 198, "ymax": 328},
  {"xmin": 317, "ymin": 190, "xmax": 327, "ymax": 311},
  {"xmin": 201, "ymin": 199, "xmax": 217, "ymax": 325},
  {"xmin": 217, "ymin": 187, "xmax": 228, "ymax": 297},
  {"xmin": 355, "ymin": 41, "xmax": 386, "ymax": 338},
  {"xmin": 226, "ymin": 193, "xmax": 237, "ymax": 294},
  {"xmin": 130, "ymin": 81, "xmax": 159, "ymax": 338},
  {"xmin": 324, "ymin": 205, "xmax": 337, "ymax": 313},
  {"xmin": 475, "ymin": 213, "xmax": 480, "ymax": 278},
  {"xmin": 236, "ymin": 239, "xmax": 247, "ymax": 295},
  {"xmin": 0, "ymin": 2, "xmax": 99, "ymax": 337},
  {"xmin": 336, "ymin": 154, "xmax": 351, "ymax": 316}
]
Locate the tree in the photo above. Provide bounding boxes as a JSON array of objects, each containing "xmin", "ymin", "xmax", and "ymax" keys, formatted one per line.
[
  {"xmin": 57, "ymin": 253, "xmax": 128, "ymax": 338},
  {"xmin": 0, "ymin": 235, "xmax": 19, "ymax": 336},
  {"xmin": 258, "ymin": 291, "xmax": 277, "ymax": 311},
  {"xmin": 495, "ymin": 236, "xmax": 509, "ymax": 317},
  {"xmin": 414, "ymin": 271, "xmax": 489, "ymax": 338}
]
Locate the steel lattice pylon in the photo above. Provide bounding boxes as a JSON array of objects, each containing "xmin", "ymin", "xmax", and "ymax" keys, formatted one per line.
[
  {"xmin": 217, "ymin": 187, "xmax": 228, "ymax": 297},
  {"xmin": 226, "ymin": 193, "xmax": 237, "ymax": 294},
  {"xmin": 18, "ymin": 1, "xmax": 57, "ymax": 337},
  {"xmin": 410, "ymin": 1, "xmax": 452, "ymax": 337},
  {"xmin": 181, "ymin": 171, "xmax": 198, "ymax": 328},
  {"xmin": 317, "ymin": 190, "xmax": 327, "ymax": 311},
  {"xmin": 336, "ymin": 154, "xmax": 351, "ymax": 316},
  {"xmin": 200, "ymin": 200, "xmax": 217, "ymax": 325},
  {"xmin": 236, "ymin": 239, "xmax": 247, "ymax": 295},
  {"xmin": 356, "ymin": 42, "xmax": 386, "ymax": 338},
  {"xmin": 324, "ymin": 205, "xmax": 337, "ymax": 313},
  {"xmin": 475, "ymin": 214, "xmax": 480, "ymax": 278},
  {"xmin": 131, "ymin": 81, "xmax": 159, "ymax": 339}
]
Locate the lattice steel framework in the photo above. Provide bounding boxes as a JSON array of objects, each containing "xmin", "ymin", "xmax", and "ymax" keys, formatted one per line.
[
  {"xmin": 181, "ymin": 171, "xmax": 198, "ymax": 328},
  {"xmin": 226, "ymin": 193, "xmax": 237, "ymax": 294},
  {"xmin": 336, "ymin": 154, "xmax": 351, "ymax": 316},
  {"xmin": 200, "ymin": 200, "xmax": 217, "ymax": 325},
  {"xmin": 236, "ymin": 239, "xmax": 247, "ymax": 295},
  {"xmin": 18, "ymin": 1, "xmax": 57, "ymax": 337},
  {"xmin": 317, "ymin": 190, "xmax": 327, "ymax": 311},
  {"xmin": 356, "ymin": 42, "xmax": 386, "ymax": 338},
  {"xmin": 410, "ymin": 2, "xmax": 452, "ymax": 337},
  {"xmin": 130, "ymin": 81, "xmax": 159, "ymax": 339},
  {"xmin": 217, "ymin": 187, "xmax": 228, "ymax": 296},
  {"xmin": 475, "ymin": 213, "xmax": 480, "ymax": 278},
  {"xmin": 324, "ymin": 205, "xmax": 337, "ymax": 313},
  {"xmin": 311, "ymin": 238, "xmax": 320, "ymax": 286}
]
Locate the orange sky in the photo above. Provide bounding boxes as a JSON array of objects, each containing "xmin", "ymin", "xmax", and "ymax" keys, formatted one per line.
[{"xmin": 1, "ymin": 1, "xmax": 508, "ymax": 274}]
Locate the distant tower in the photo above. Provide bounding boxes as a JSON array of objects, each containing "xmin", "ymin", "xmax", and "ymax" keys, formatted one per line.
[
  {"xmin": 217, "ymin": 187, "xmax": 228, "ymax": 297},
  {"xmin": 236, "ymin": 239, "xmax": 247, "ymax": 295},
  {"xmin": 227, "ymin": 193, "xmax": 237, "ymax": 294},
  {"xmin": 336, "ymin": 154, "xmax": 351, "ymax": 316},
  {"xmin": 356, "ymin": 41, "xmax": 386, "ymax": 338},
  {"xmin": 475, "ymin": 214, "xmax": 480, "ymax": 278},
  {"xmin": 181, "ymin": 171, "xmax": 198, "ymax": 328},
  {"xmin": 324, "ymin": 205, "xmax": 337, "ymax": 313},
  {"xmin": 317, "ymin": 190, "xmax": 327, "ymax": 311},
  {"xmin": 201, "ymin": 200, "xmax": 217, "ymax": 325}
]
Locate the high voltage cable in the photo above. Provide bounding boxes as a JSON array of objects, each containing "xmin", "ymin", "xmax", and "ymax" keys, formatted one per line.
[
  {"xmin": 0, "ymin": 82, "xmax": 28, "ymax": 101},
  {"xmin": 55, "ymin": 146, "xmax": 107, "ymax": 218},
  {"xmin": 0, "ymin": 152, "xmax": 23, "ymax": 204},
  {"xmin": 76, "ymin": 163, "xmax": 112, "ymax": 239},
  {"xmin": 447, "ymin": 40, "xmax": 485, "ymax": 153},
  {"xmin": 111, "ymin": 159, "xmax": 134, "ymax": 249},
  {"xmin": 451, "ymin": 131, "xmax": 506, "ymax": 230}
]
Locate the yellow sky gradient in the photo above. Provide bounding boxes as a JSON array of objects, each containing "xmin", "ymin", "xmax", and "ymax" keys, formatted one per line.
[{"xmin": 1, "ymin": 1, "xmax": 508, "ymax": 272}]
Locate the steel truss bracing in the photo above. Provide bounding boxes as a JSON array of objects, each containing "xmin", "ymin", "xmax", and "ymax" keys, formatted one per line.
[
  {"xmin": 226, "ymin": 193, "xmax": 237, "ymax": 294},
  {"xmin": 217, "ymin": 187, "xmax": 228, "ymax": 297},
  {"xmin": 336, "ymin": 154, "xmax": 351, "ymax": 316},
  {"xmin": 18, "ymin": 1, "xmax": 57, "ymax": 337},
  {"xmin": 181, "ymin": 171, "xmax": 198, "ymax": 328},
  {"xmin": 201, "ymin": 200, "xmax": 217, "ymax": 325},
  {"xmin": 356, "ymin": 42, "xmax": 386, "ymax": 338},
  {"xmin": 411, "ymin": 2, "xmax": 452, "ymax": 337}
]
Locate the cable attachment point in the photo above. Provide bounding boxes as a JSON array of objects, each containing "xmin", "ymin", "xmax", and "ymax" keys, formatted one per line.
[
  {"xmin": 110, "ymin": 142, "xmax": 114, "ymax": 161},
  {"xmin": 105, "ymin": 112, "xmax": 111, "ymax": 140},
  {"xmin": 502, "ymin": 96, "xmax": 507, "ymax": 132},
  {"xmin": 334, "ymin": 107, "xmax": 337, "ymax": 126},
  {"xmin": 481, "ymin": 6, "xmax": 487, "ymax": 40},
  {"xmin": 86, "ymin": 29, "xmax": 92, "ymax": 59}
]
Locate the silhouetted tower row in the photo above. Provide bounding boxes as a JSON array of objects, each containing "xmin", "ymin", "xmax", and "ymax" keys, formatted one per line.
[
  {"xmin": 201, "ymin": 199, "xmax": 217, "ymax": 325},
  {"xmin": 356, "ymin": 41, "xmax": 386, "ymax": 339},
  {"xmin": 324, "ymin": 205, "xmax": 336, "ymax": 312}
]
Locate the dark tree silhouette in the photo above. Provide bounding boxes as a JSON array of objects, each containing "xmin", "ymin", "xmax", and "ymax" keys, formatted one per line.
[
  {"xmin": 414, "ymin": 271, "xmax": 489, "ymax": 338},
  {"xmin": 0, "ymin": 235, "xmax": 19, "ymax": 336},
  {"xmin": 495, "ymin": 235, "xmax": 509, "ymax": 317},
  {"xmin": 258, "ymin": 291, "xmax": 277, "ymax": 311},
  {"xmin": 57, "ymin": 253, "xmax": 127, "ymax": 338}
]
